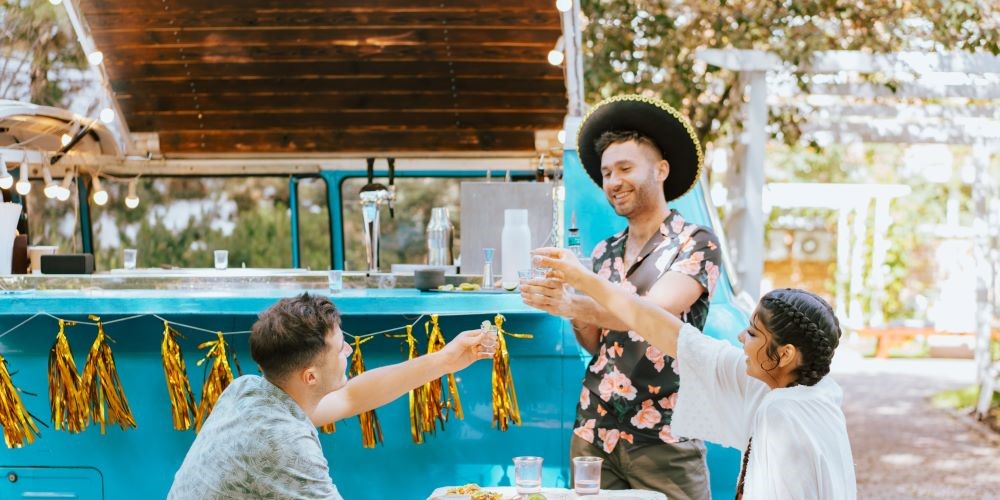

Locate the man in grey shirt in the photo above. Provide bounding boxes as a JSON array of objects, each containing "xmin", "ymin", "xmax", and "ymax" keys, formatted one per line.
[{"xmin": 169, "ymin": 293, "xmax": 491, "ymax": 499}]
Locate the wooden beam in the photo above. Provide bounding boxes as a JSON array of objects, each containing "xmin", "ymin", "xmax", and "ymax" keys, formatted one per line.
[
  {"xmin": 99, "ymin": 44, "xmax": 553, "ymax": 65},
  {"xmin": 156, "ymin": 129, "xmax": 538, "ymax": 153},
  {"xmin": 103, "ymin": 60, "xmax": 562, "ymax": 80},
  {"xmin": 91, "ymin": 27, "xmax": 562, "ymax": 48},
  {"xmin": 81, "ymin": 0, "xmax": 555, "ymax": 13},
  {"xmin": 116, "ymin": 92, "xmax": 567, "ymax": 114},
  {"xmin": 126, "ymin": 110, "xmax": 565, "ymax": 131},
  {"xmin": 110, "ymin": 76, "xmax": 565, "ymax": 95},
  {"xmin": 86, "ymin": 10, "xmax": 559, "ymax": 31}
]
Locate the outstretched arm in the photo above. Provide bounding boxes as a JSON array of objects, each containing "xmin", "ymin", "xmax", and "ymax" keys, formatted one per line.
[
  {"xmin": 310, "ymin": 329, "xmax": 490, "ymax": 425},
  {"xmin": 533, "ymin": 248, "xmax": 685, "ymax": 358}
]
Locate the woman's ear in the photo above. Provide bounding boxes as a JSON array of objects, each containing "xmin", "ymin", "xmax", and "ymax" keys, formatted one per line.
[{"xmin": 777, "ymin": 344, "xmax": 800, "ymax": 370}]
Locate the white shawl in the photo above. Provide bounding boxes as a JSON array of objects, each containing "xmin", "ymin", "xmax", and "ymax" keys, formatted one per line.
[{"xmin": 671, "ymin": 324, "xmax": 857, "ymax": 500}]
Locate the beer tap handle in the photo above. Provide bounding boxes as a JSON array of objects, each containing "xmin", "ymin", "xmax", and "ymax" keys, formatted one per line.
[
  {"xmin": 366, "ymin": 157, "xmax": 375, "ymax": 186},
  {"xmin": 387, "ymin": 157, "xmax": 396, "ymax": 218}
]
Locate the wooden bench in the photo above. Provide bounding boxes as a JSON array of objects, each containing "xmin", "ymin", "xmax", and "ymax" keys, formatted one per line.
[{"xmin": 856, "ymin": 326, "xmax": 1000, "ymax": 359}]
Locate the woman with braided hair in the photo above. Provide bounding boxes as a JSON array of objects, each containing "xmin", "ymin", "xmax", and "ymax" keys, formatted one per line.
[{"xmin": 532, "ymin": 248, "xmax": 856, "ymax": 499}]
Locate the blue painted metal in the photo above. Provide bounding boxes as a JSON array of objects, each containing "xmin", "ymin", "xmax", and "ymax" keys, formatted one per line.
[
  {"xmin": 1, "ymin": 150, "xmax": 748, "ymax": 499},
  {"xmin": 289, "ymin": 176, "xmax": 301, "ymax": 269}
]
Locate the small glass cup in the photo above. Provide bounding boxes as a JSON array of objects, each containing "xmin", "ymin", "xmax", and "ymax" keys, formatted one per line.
[
  {"xmin": 532, "ymin": 267, "xmax": 552, "ymax": 279},
  {"xmin": 328, "ymin": 270, "xmax": 343, "ymax": 293},
  {"xmin": 480, "ymin": 323, "xmax": 499, "ymax": 356},
  {"xmin": 517, "ymin": 269, "xmax": 532, "ymax": 286},
  {"xmin": 123, "ymin": 248, "xmax": 137, "ymax": 271},
  {"xmin": 513, "ymin": 456, "xmax": 543, "ymax": 494},
  {"xmin": 214, "ymin": 250, "xmax": 228, "ymax": 270},
  {"xmin": 572, "ymin": 456, "xmax": 603, "ymax": 495}
]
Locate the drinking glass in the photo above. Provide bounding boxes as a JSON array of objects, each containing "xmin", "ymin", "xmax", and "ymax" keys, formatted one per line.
[
  {"xmin": 480, "ymin": 323, "xmax": 499, "ymax": 356},
  {"xmin": 512, "ymin": 456, "xmax": 543, "ymax": 494},
  {"xmin": 123, "ymin": 248, "xmax": 137, "ymax": 271},
  {"xmin": 214, "ymin": 250, "xmax": 228, "ymax": 270},
  {"xmin": 328, "ymin": 270, "xmax": 343, "ymax": 293},
  {"xmin": 572, "ymin": 456, "xmax": 603, "ymax": 495}
]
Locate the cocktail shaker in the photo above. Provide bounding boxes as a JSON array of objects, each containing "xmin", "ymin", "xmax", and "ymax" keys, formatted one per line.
[{"xmin": 426, "ymin": 207, "xmax": 454, "ymax": 266}]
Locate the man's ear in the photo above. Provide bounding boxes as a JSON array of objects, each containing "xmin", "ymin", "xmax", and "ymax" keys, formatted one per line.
[
  {"xmin": 300, "ymin": 366, "xmax": 319, "ymax": 386},
  {"xmin": 656, "ymin": 159, "xmax": 670, "ymax": 182}
]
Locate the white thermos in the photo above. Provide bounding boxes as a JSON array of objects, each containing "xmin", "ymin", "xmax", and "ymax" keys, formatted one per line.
[{"xmin": 501, "ymin": 209, "xmax": 531, "ymax": 287}]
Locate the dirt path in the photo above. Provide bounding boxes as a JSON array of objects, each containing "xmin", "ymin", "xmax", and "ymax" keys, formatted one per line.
[{"xmin": 831, "ymin": 351, "xmax": 1000, "ymax": 499}]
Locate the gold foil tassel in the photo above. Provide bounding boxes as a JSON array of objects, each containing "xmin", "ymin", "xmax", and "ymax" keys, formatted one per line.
[
  {"xmin": 421, "ymin": 318, "xmax": 446, "ymax": 433},
  {"xmin": 48, "ymin": 319, "xmax": 88, "ymax": 433},
  {"xmin": 491, "ymin": 314, "xmax": 533, "ymax": 431},
  {"xmin": 426, "ymin": 314, "xmax": 463, "ymax": 421},
  {"xmin": 319, "ymin": 421, "xmax": 336, "ymax": 434},
  {"xmin": 194, "ymin": 332, "xmax": 239, "ymax": 432},
  {"xmin": 387, "ymin": 325, "xmax": 429, "ymax": 444},
  {"xmin": 350, "ymin": 336, "xmax": 383, "ymax": 448},
  {"xmin": 161, "ymin": 322, "xmax": 197, "ymax": 431},
  {"xmin": 81, "ymin": 316, "xmax": 137, "ymax": 434},
  {"xmin": 0, "ymin": 353, "xmax": 40, "ymax": 448}
]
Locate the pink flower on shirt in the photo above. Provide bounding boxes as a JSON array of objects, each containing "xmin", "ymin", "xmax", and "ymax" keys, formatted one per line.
[
  {"xmin": 591, "ymin": 240, "xmax": 608, "ymax": 261},
  {"xmin": 645, "ymin": 344, "xmax": 666, "ymax": 372},
  {"xmin": 608, "ymin": 342, "xmax": 624, "ymax": 359},
  {"xmin": 671, "ymin": 251, "xmax": 705, "ymax": 276},
  {"xmin": 598, "ymin": 367, "xmax": 637, "ymax": 401},
  {"xmin": 630, "ymin": 400, "xmax": 662, "ymax": 429},
  {"xmin": 590, "ymin": 344, "xmax": 608, "ymax": 373},
  {"xmin": 612, "ymin": 257, "xmax": 626, "ymax": 279},
  {"xmin": 659, "ymin": 393, "xmax": 678, "ymax": 410},
  {"xmin": 580, "ymin": 387, "xmax": 591, "ymax": 410},
  {"xmin": 597, "ymin": 259, "xmax": 612, "ymax": 280},
  {"xmin": 659, "ymin": 424, "xmax": 680, "ymax": 443},
  {"xmin": 575, "ymin": 419, "xmax": 596, "ymax": 443},
  {"xmin": 670, "ymin": 216, "xmax": 685, "ymax": 234},
  {"xmin": 598, "ymin": 428, "xmax": 620, "ymax": 453},
  {"xmin": 705, "ymin": 261, "xmax": 720, "ymax": 298},
  {"xmin": 627, "ymin": 330, "xmax": 645, "ymax": 342},
  {"xmin": 671, "ymin": 358, "xmax": 680, "ymax": 375}
]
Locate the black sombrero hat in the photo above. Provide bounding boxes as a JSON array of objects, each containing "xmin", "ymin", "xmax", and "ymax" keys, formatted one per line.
[{"xmin": 577, "ymin": 95, "xmax": 703, "ymax": 202}]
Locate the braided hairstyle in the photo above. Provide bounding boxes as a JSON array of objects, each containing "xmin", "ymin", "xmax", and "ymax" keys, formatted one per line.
[{"xmin": 757, "ymin": 288, "xmax": 842, "ymax": 387}]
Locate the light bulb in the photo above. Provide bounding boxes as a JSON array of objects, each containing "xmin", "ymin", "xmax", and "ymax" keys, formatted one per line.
[
  {"xmin": 49, "ymin": 0, "xmax": 63, "ymax": 4},
  {"xmin": 91, "ymin": 175, "xmax": 108, "ymax": 206},
  {"xmin": 125, "ymin": 178, "xmax": 139, "ymax": 209},
  {"xmin": 87, "ymin": 51, "xmax": 104, "ymax": 66},
  {"xmin": 42, "ymin": 166, "xmax": 58, "ymax": 198},
  {"xmin": 548, "ymin": 49, "xmax": 564, "ymax": 66},
  {"xmin": 0, "ymin": 154, "xmax": 12, "ymax": 189},
  {"xmin": 56, "ymin": 172, "xmax": 74, "ymax": 201},
  {"xmin": 99, "ymin": 107, "xmax": 115, "ymax": 124},
  {"xmin": 15, "ymin": 159, "xmax": 30, "ymax": 195},
  {"xmin": 61, "ymin": 133, "xmax": 71, "ymax": 146},
  {"xmin": 557, "ymin": 129, "xmax": 566, "ymax": 144},
  {"xmin": 556, "ymin": 0, "xmax": 573, "ymax": 12}
]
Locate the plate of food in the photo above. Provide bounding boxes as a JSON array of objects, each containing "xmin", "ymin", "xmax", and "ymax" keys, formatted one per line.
[
  {"xmin": 428, "ymin": 283, "xmax": 517, "ymax": 293},
  {"xmin": 429, "ymin": 484, "xmax": 509, "ymax": 499}
]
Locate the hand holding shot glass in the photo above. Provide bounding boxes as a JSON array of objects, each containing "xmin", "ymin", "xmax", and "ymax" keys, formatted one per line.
[{"xmin": 479, "ymin": 321, "xmax": 498, "ymax": 356}]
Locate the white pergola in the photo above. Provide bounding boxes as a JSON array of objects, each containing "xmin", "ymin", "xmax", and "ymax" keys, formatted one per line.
[{"xmin": 697, "ymin": 48, "xmax": 999, "ymax": 420}]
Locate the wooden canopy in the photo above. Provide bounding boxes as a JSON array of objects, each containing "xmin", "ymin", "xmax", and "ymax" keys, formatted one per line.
[{"xmin": 79, "ymin": 0, "xmax": 568, "ymax": 155}]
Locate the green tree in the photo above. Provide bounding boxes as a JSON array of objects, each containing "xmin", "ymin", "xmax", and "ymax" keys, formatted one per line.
[{"xmin": 0, "ymin": 0, "xmax": 87, "ymax": 105}]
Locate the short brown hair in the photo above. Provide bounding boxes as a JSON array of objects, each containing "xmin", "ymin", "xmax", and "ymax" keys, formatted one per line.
[
  {"xmin": 594, "ymin": 130, "xmax": 663, "ymax": 160},
  {"xmin": 250, "ymin": 293, "xmax": 340, "ymax": 381}
]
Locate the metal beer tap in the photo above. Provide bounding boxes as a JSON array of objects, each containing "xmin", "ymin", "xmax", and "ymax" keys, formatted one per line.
[{"xmin": 359, "ymin": 157, "xmax": 396, "ymax": 273}]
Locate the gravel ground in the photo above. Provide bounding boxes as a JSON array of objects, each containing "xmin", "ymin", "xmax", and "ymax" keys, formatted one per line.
[{"xmin": 831, "ymin": 349, "xmax": 1000, "ymax": 499}]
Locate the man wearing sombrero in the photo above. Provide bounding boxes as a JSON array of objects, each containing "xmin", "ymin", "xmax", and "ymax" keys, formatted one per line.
[{"xmin": 523, "ymin": 95, "xmax": 722, "ymax": 498}]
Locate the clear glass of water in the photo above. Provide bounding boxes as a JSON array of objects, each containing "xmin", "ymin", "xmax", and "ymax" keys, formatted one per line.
[
  {"xmin": 123, "ymin": 248, "xmax": 137, "ymax": 271},
  {"xmin": 328, "ymin": 270, "xmax": 343, "ymax": 293},
  {"xmin": 572, "ymin": 456, "xmax": 603, "ymax": 494},
  {"xmin": 214, "ymin": 250, "xmax": 228, "ymax": 270},
  {"xmin": 480, "ymin": 323, "xmax": 498, "ymax": 356},
  {"xmin": 513, "ymin": 456, "xmax": 543, "ymax": 494}
]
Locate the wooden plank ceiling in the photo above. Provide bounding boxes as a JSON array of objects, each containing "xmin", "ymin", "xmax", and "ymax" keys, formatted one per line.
[{"xmin": 79, "ymin": 0, "xmax": 568, "ymax": 154}]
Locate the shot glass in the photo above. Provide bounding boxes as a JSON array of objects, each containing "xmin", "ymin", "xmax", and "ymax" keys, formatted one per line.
[
  {"xmin": 328, "ymin": 270, "xmax": 343, "ymax": 293},
  {"xmin": 214, "ymin": 250, "xmax": 228, "ymax": 270},
  {"xmin": 479, "ymin": 322, "xmax": 499, "ymax": 356},
  {"xmin": 517, "ymin": 269, "xmax": 532, "ymax": 286},
  {"xmin": 512, "ymin": 456, "xmax": 543, "ymax": 494},
  {"xmin": 532, "ymin": 267, "xmax": 552, "ymax": 279},
  {"xmin": 572, "ymin": 456, "xmax": 603, "ymax": 495},
  {"xmin": 123, "ymin": 248, "xmax": 137, "ymax": 271}
]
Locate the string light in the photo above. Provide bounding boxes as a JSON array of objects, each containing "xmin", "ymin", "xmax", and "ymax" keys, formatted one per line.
[
  {"xmin": 547, "ymin": 36, "xmax": 565, "ymax": 66},
  {"xmin": 87, "ymin": 51, "xmax": 104, "ymax": 66},
  {"xmin": 55, "ymin": 171, "xmax": 75, "ymax": 201},
  {"xmin": 49, "ymin": 0, "xmax": 63, "ymax": 4},
  {"xmin": 557, "ymin": 129, "xmax": 566, "ymax": 144},
  {"xmin": 15, "ymin": 158, "xmax": 30, "ymax": 195},
  {"xmin": 556, "ymin": 0, "xmax": 573, "ymax": 12},
  {"xmin": 99, "ymin": 108, "xmax": 115, "ymax": 124},
  {"xmin": 42, "ymin": 166, "xmax": 58, "ymax": 199},
  {"xmin": 0, "ymin": 154, "xmax": 12, "ymax": 190},
  {"xmin": 125, "ymin": 177, "xmax": 139, "ymax": 209},
  {"xmin": 60, "ymin": 134, "xmax": 72, "ymax": 147},
  {"xmin": 91, "ymin": 175, "xmax": 108, "ymax": 206}
]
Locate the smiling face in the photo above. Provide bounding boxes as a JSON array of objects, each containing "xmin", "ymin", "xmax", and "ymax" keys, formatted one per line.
[{"xmin": 599, "ymin": 140, "xmax": 668, "ymax": 218}]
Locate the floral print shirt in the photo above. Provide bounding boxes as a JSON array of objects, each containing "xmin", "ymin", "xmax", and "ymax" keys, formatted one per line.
[{"xmin": 573, "ymin": 209, "xmax": 722, "ymax": 453}]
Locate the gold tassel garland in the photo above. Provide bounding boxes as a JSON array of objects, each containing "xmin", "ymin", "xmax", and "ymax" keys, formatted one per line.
[
  {"xmin": 0, "ymin": 353, "xmax": 40, "ymax": 448},
  {"xmin": 194, "ymin": 332, "xmax": 240, "ymax": 432},
  {"xmin": 425, "ymin": 314, "xmax": 464, "ymax": 422},
  {"xmin": 161, "ymin": 322, "xmax": 197, "ymax": 431},
  {"xmin": 48, "ymin": 319, "xmax": 88, "ymax": 433},
  {"xmin": 490, "ymin": 314, "xmax": 533, "ymax": 431},
  {"xmin": 387, "ymin": 325, "xmax": 430, "ymax": 444},
  {"xmin": 80, "ymin": 316, "xmax": 137, "ymax": 434},
  {"xmin": 351, "ymin": 336, "xmax": 383, "ymax": 448},
  {"xmin": 420, "ymin": 318, "xmax": 447, "ymax": 433}
]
